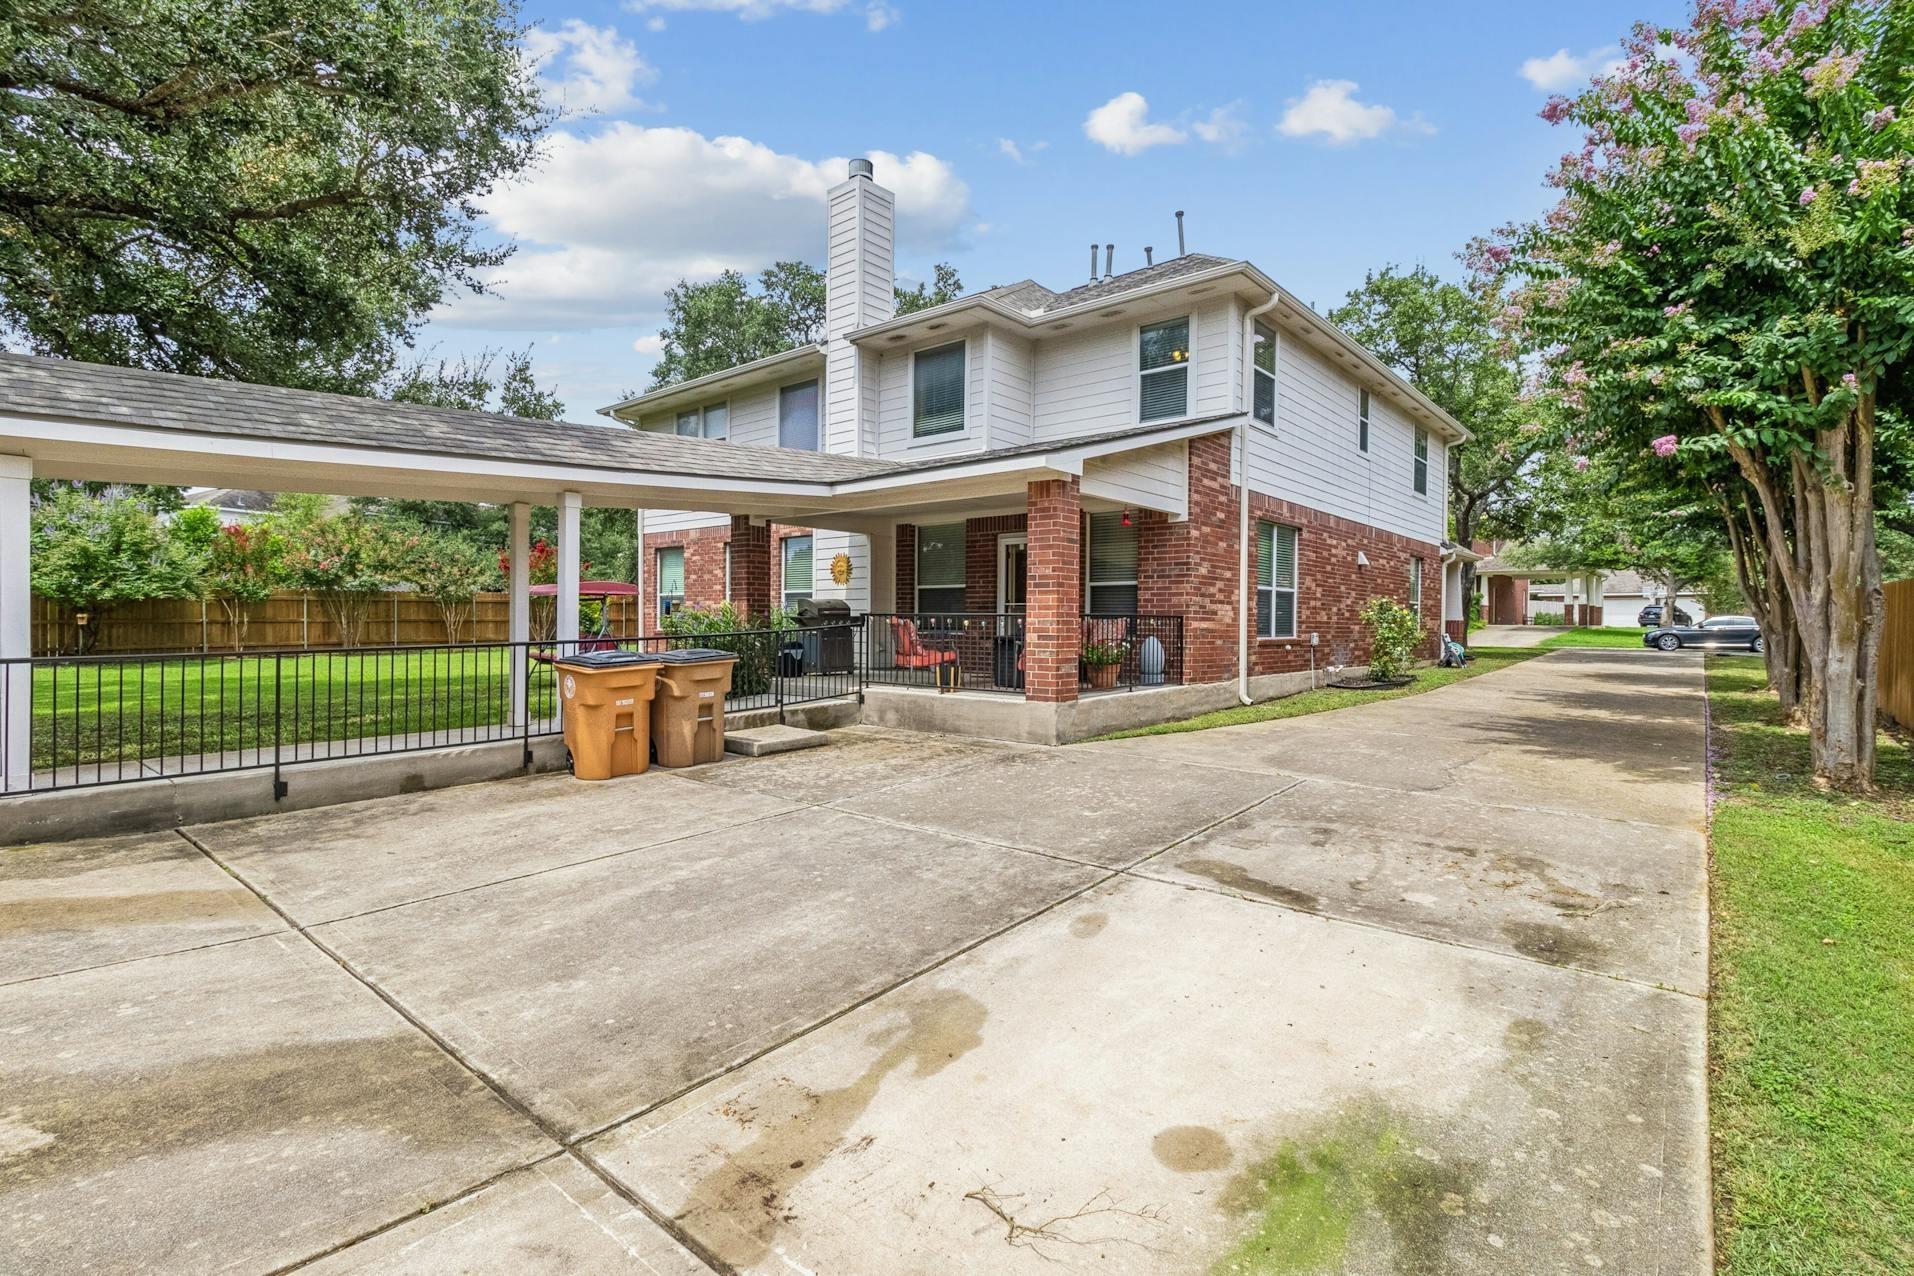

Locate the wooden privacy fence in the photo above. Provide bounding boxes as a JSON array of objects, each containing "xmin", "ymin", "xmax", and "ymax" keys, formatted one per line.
[
  {"xmin": 30, "ymin": 590, "xmax": 642, "ymax": 656},
  {"xmin": 1884, "ymin": 578, "xmax": 1914, "ymax": 730}
]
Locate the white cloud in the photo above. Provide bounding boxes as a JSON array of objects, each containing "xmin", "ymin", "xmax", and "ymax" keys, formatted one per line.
[
  {"xmin": 996, "ymin": 137, "xmax": 1047, "ymax": 165},
  {"xmin": 631, "ymin": 333, "xmax": 666, "ymax": 354},
  {"xmin": 1519, "ymin": 45, "xmax": 1625, "ymax": 91},
  {"xmin": 1192, "ymin": 102, "xmax": 1249, "ymax": 150},
  {"xmin": 522, "ymin": 20, "xmax": 654, "ymax": 116},
  {"xmin": 621, "ymin": 0, "xmax": 897, "ymax": 27},
  {"xmin": 1276, "ymin": 80, "xmax": 1427, "ymax": 145},
  {"xmin": 645, "ymin": 15, "xmax": 667, "ymax": 30},
  {"xmin": 1083, "ymin": 91, "xmax": 1187, "ymax": 155},
  {"xmin": 437, "ymin": 124, "xmax": 971, "ymax": 330}
]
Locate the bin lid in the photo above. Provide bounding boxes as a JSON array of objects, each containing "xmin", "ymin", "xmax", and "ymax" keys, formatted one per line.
[
  {"xmin": 554, "ymin": 649, "xmax": 662, "ymax": 669},
  {"xmin": 654, "ymin": 647, "xmax": 741, "ymax": 664}
]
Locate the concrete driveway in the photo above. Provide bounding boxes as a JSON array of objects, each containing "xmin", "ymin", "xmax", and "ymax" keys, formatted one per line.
[{"xmin": 0, "ymin": 649, "xmax": 1709, "ymax": 1275}]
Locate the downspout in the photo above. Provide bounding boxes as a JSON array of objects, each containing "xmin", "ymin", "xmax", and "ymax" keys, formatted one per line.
[{"xmin": 1239, "ymin": 293, "xmax": 1282, "ymax": 705}]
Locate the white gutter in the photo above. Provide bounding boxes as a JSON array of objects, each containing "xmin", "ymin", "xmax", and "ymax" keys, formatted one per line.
[{"xmin": 1239, "ymin": 294, "xmax": 1282, "ymax": 706}]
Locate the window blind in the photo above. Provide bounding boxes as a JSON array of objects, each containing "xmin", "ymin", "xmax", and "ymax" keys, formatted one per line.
[
  {"xmin": 657, "ymin": 547, "xmax": 685, "ymax": 602},
  {"xmin": 1138, "ymin": 318, "xmax": 1190, "ymax": 422},
  {"xmin": 779, "ymin": 381, "xmax": 819, "ymax": 451},
  {"xmin": 913, "ymin": 343, "xmax": 966, "ymax": 437},
  {"xmin": 1087, "ymin": 511, "xmax": 1139, "ymax": 614},
  {"xmin": 782, "ymin": 535, "xmax": 813, "ymax": 606},
  {"xmin": 915, "ymin": 523, "xmax": 966, "ymax": 612}
]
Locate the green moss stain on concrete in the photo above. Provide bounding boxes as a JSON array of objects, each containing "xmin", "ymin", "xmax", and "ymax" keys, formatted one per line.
[{"xmin": 1210, "ymin": 1107, "xmax": 1475, "ymax": 1275}]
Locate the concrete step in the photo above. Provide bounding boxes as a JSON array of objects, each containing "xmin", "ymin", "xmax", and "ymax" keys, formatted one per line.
[{"xmin": 723, "ymin": 724, "xmax": 831, "ymax": 757}]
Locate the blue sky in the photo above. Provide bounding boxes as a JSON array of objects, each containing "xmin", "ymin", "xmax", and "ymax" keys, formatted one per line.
[{"xmin": 425, "ymin": 0, "xmax": 1688, "ymax": 420}]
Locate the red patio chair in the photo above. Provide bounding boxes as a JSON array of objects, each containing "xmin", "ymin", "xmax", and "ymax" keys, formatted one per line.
[{"xmin": 890, "ymin": 616, "xmax": 958, "ymax": 670}]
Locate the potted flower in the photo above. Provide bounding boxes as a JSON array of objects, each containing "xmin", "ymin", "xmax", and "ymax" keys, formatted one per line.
[{"xmin": 1081, "ymin": 639, "xmax": 1126, "ymax": 689}]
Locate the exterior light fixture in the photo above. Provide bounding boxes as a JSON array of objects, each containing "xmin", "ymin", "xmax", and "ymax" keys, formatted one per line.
[{"xmin": 1120, "ymin": 509, "xmax": 1132, "ymax": 526}]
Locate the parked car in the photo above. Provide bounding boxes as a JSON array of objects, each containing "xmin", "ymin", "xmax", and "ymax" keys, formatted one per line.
[
  {"xmin": 1642, "ymin": 614, "xmax": 1764, "ymax": 653},
  {"xmin": 1637, "ymin": 603, "xmax": 1694, "ymax": 627}
]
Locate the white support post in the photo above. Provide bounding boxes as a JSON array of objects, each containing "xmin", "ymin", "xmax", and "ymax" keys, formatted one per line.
[
  {"xmin": 508, "ymin": 501, "xmax": 530, "ymax": 725},
  {"xmin": 556, "ymin": 491, "xmax": 582, "ymax": 646},
  {"xmin": 1, "ymin": 456, "xmax": 32, "ymax": 792},
  {"xmin": 633, "ymin": 508, "xmax": 646, "ymax": 638}
]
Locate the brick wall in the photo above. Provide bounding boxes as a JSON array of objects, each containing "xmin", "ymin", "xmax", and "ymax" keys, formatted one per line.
[
  {"xmin": 639, "ymin": 521, "xmax": 808, "ymax": 632},
  {"xmin": 964, "ymin": 514, "xmax": 1027, "ymax": 611}
]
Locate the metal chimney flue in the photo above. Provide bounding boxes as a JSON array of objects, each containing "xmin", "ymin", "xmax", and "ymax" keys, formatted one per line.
[
  {"xmin": 1089, "ymin": 244, "xmax": 1098, "ymax": 282},
  {"xmin": 1104, "ymin": 243, "xmax": 1114, "ymax": 278},
  {"xmin": 1144, "ymin": 246, "xmax": 1154, "ymax": 266},
  {"xmin": 848, "ymin": 157, "xmax": 874, "ymax": 180},
  {"xmin": 1175, "ymin": 210, "xmax": 1186, "ymax": 257}
]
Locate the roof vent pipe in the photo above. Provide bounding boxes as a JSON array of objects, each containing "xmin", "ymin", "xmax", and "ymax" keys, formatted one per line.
[
  {"xmin": 1104, "ymin": 243, "xmax": 1114, "ymax": 279},
  {"xmin": 848, "ymin": 157, "xmax": 874, "ymax": 180},
  {"xmin": 1089, "ymin": 243, "xmax": 1098, "ymax": 282},
  {"xmin": 1175, "ymin": 210, "xmax": 1186, "ymax": 257},
  {"xmin": 1144, "ymin": 246, "xmax": 1154, "ymax": 266}
]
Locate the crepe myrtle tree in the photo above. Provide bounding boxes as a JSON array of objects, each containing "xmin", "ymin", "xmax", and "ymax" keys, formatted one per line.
[{"xmin": 1471, "ymin": 0, "xmax": 1914, "ymax": 790}]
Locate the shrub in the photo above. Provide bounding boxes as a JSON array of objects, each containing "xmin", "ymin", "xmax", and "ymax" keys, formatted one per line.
[
  {"xmin": 1358, "ymin": 596, "xmax": 1424, "ymax": 683},
  {"xmin": 410, "ymin": 532, "xmax": 493, "ymax": 643},
  {"xmin": 657, "ymin": 602, "xmax": 796, "ymax": 698},
  {"xmin": 1532, "ymin": 610, "xmax": 1565, "ymax": 627},
  {"xmin": 280, "ymin": 514, "xmax": 419, "ymax": 646},
  {"xmin": 1081, "ymin": 640, "xmax": 1125, "ymax": 667}
]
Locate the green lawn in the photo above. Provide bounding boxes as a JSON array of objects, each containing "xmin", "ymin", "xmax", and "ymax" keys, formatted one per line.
[
  {"xmin": 28, "ymin": 649, "xmax": 559, "ymax": 772},
  {"xmin": 1706, "ymin": 659, "xmax": 1912, "ymax": 1275},
  {"xmin": 1087, "ymin": 646, "xmax": 1545, "ymax": 740},
  {"xmin": 1534, "ymin": 625, "xmax": 1652, "ymax": 649}
]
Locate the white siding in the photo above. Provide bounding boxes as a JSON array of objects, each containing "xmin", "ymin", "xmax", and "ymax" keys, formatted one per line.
[
  {"xmin": 809, "ymin": 529, "xmax": 872, "ymax": 611},
  {"xmin": 871, "ymin": 332, "xmax": 988, "ymax": 460},
  {"xmin": 1030, "ymin": 299, "xmax": 1232, "ymax": 442},
  {"xmin": 1247, "ymin": 327, "xmax": 1445, "ymax": 544},
  {"xmin": 1081, "ymin": 441, "xmax": 1188, "ymax": 518},
  {"xmin": 987, "ymin": 330, "xmax": 1034, "ymax": 448}
]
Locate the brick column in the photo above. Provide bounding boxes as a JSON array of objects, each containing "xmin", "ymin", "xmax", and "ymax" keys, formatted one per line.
[
  {"xmin": 1136, "ymin": 434, "xmax": 1239, "ymax": 686},
  {"xmin": 894, "ymin": 524, "xmax": 916, "ymax": 613},
  {"xmin": 728, "ymin": 516, "xmax": 772, "ymax": 621},
  {"xmin": 1025, "ymin": 477, "xmax": 1082, "ymax": 703}
]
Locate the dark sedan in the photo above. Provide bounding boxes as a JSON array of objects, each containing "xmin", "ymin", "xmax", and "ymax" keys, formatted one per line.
[{"xmin": 1643, "ymin": 614, "xmax": 1764, "ymax": 653}]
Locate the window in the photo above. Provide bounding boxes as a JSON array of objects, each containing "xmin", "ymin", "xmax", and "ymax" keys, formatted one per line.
[
  {"xmin": 1408, "ymin": 557, "xmax": 1423, "ymax": 619},
  {"xmin": 1138, "ymin": 318, "xmax": 1190, "ymax": 422},
  {"xmin": 1413, "ymin": 427, "xmax": 1429, "ymax": 494},
  {"xmin": 1252, "ymin": 322, "xmax": 1276, "ymax": 426},
  {"xmin": 1087, "ymin": 510, "xmax": 1139, "ymax": 615},
  {"xmin": 781, "ymin": 535, "xmax": 813, "ymax": 609},
  {"xmin": 778, "ymin": 380, "xmax": 819, "ymax": 451},
  {"xmin": 723, "ymin": 542, "xmax": 732, "ymax": 601},
  {"xmin": 914, "ymin": 523, "xmax": 966, "ymax": 613},
  {"xmin": 656, "ymin": 546, "xmax": 685, "ymax": 618},
  {"xmin": 674, "ymin": 404, "xmax": 728, "ymax": 439},
  {"xmin": 1358, "ymin": 389, "xmax": 1370, "ymax": 453},
  {"xmin": 913, "ymin": 341, "xmax": 966, "ymax": 437},
  {"xmin": 1256, "ymin": 522, "xmax": 1299, "ymax": 638}
]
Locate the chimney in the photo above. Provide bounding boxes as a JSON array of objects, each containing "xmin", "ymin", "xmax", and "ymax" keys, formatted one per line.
[
  {"xmin": 1175, "ymin": 210, "xmax": 1186, "ymax": 257},
  {"xmin": 1089, "ymin": 243, "xmax": 1098, "ymax": 282},
  {"xmin": 824, "ymin": 157, "xmax": 893, "ymax": 457},
  {"xmin": 1103, "ymin": 244, "xmax": 1114, "ymax": 279}
]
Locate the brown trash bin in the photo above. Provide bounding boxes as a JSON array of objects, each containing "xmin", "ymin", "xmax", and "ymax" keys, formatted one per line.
[
  {"xmin": 649, "ymin": 648, "xmax": 740, "ymax": 768},
  {"xmin": 555, "ymin": 650, "xmax": 662, "ymax": 780}
]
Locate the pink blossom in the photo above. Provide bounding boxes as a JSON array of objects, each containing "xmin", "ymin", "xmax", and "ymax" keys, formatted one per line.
[
  {"xmin": 1871, "ymin": 107, "xmax": 1897, "ymax": 130},
  {"xmin": 1841, "ymin": 372, "xmax": 1858, "ymax": 390},
  {"xmin": 1798, "ymin": 186, "xmax": 1817, "ymax": 205},
  {"xmin": 1573, "ymin": 456, "xmax": 1590, "ymax": 473},
  {"xmin": 1651, "ymin": 435, "xmax": 1679, "ymax": 458},
  {"xmin": 1540, "ymin": 96, "xmax": 1572, "ymax": 125},
  {"xmin": 1663, "ymin": 301, "xmax": 1692, "ymax": 317}
]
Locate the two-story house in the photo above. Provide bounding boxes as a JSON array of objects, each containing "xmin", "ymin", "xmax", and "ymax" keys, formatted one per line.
[{"xmin": 600, "ymin": 158, "xmax": 1470, "ymax": 740}]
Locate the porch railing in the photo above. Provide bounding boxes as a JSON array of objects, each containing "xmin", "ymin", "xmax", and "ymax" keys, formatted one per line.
[
  {"xmin": 864, "ymin": 613, "xmax": 1184, "ymax": 695},
  {"xmin": 0, "ymin": 624, "xmax": 860, "ymax": 796}
]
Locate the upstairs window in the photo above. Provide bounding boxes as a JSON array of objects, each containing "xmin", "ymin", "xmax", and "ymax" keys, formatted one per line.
[
  {"xmin": 656, "ymin": 547, "xmax": 685, "ymax": 618},
  {"xmin": 1087, "ymin": 510, "xmax": 1139, "ymax": 614},
  {"xmin": 778, "ymin": 380, "xmax": 819, "ymax": 451},
  {"xmin": 1138, "ymin": 318, "xmax": 1190, "ymax": 422},
  {"xmin": 1414, "ymin": 427, "xmax": 1429, "ymax": 494},
  {"xmin": 915, "ymin": 524, "xmax": 966, "ymax": 614},
  {"xmin": 675, "ymin": 404, "xmax": 728, "ymax": 440},
  {"xmin": 913, "ymin": 342, "xmax": 967, "ymax": 437},
  {"xmin": 1252, "ymin": 322, "xmax": 1276, "ymax": 426},
  {"xmin": 1358, "ymin": 388, "xmax": 1371, "ymax": 453},
  {"xmin": 781, "ymin": 535, "xmax": 813, "ymax": 609},
  {"xmin": 1256, "ymin": 522, "xmax": 1299, "ymax": 638}
]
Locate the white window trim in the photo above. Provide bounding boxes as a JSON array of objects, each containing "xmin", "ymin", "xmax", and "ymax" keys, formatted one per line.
[
  {"xmin": 675, "ymin": 400, "xmax": 730, "ymax": 440},
  {"xmin": 1409, "ymin": 556, "xmax": 1423, "ymax": 619},
  {"xmin": 913, "ymin": 523, "xmax": 967, "ymax": 614},
  {"xmin": 656, "ymin": 545, "xmax": 685, "ymax": 619},
  {"xmin": 1251, "ymin": 321, "xmax": 1277, "ymax": 429},
  {"xmin": 1258, "ymin": 521, "xmax": 1300, "ymax": 640},
  {"xmin": 910, "ymin": 339, "xmax": 970, "ymax": 443},
  {"xmin": 996, "ymin": 534, "xmax": 1027, "ymax": 614},
  {"xmin": 777, "ymin": 379, "xmax": 821, "ymax": 451},
  {"xmin": 1413, "ymin": 427, "xmax": 1430, "ymax": 496},
  {"xmin": 1135, "ymin": 313, "xmax": 1194, "ymax": 425},
  {"xmin": 1357, "ymin": 388, "xmax": 1371, "ymax": 456},
  {"xmin": 1086, "ymin": 511, "xmax": 1139, "ymax": 616},
  {"xmin": 723, "ymin": 542, "xmax": 732, "ymax": 602},
  {"xmin": 780, "ymin": 534, "xmax": 813, "ymax": 610}
]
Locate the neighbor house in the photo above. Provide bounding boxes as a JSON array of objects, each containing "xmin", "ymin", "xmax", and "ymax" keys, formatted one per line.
[
  {"xmin": 1473, "ymin": 548, "xmax": 1710, "ymax": 627},
  {"xmin": 599, "ymin": 159, "xmax": 1470, "ymax": 735}
]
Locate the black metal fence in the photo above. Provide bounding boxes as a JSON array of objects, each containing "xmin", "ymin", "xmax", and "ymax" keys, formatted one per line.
[
  {"xmin": 0, "ymin": 624, "xmax": 861, "ymax": 796},
  {"xmin": 864, "ymin": 613, "xmax": 1184, "ymax": 695}
]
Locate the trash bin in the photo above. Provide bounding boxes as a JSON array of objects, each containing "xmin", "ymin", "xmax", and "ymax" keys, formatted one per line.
[
  {"xmin": 554, "ymin": 649, "xmax": 662, "ymax": 781},
  {"xmin": 650, "ymin": 648, "xmax": 740, "ymax": 767},
  {"xmin": 794, "ymin": 598, "xmax": 855, "ymax": 673}
]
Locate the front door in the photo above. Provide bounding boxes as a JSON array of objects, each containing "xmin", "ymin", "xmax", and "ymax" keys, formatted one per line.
[{"xmin": 998, "ymin": 535, "xmax": 1028, "ymax": 614}]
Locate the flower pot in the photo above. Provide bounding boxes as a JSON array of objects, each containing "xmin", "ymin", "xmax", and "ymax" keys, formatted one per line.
[{"xmin": 1086, "ymin": 663, "xmax": 1120, "ymax": 690}]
